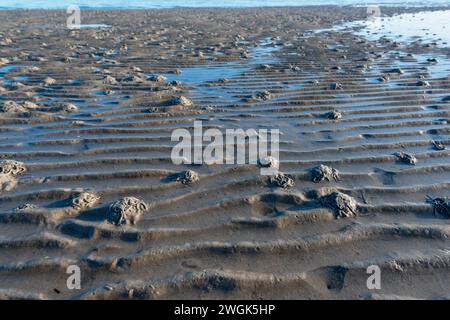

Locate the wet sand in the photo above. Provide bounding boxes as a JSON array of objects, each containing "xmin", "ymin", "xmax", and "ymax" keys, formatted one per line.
[{"xmin": 1, "ymin": 6, "xmax": 450, "ymax": 300}]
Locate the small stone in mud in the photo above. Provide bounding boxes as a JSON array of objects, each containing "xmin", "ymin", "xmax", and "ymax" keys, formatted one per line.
[
  {"xmin": 310, "ymin": 165, "xmax": 340, "ymax": 182},
  {"xmin": 0, "ymin": 160, "xmax": 26, "ymax": 192},
  {"xmin": 59, "ymin": 103, "xmax": 79, "ymax": 113},
  {"xmin": 0, "ymin": 58, "xmax": 10, "ymax": 66},
  {"xmin": 13, "ymin": 203, "xmax": 39, "ymax": 213},
  {"xmin": 258, "ymin": 156, "xmax": 279, "ymax": 169},
  {"xmin": 270, "ymin": 173, "xmax": 295, "ymax": 189},
  {"xmin": 432, "ymin": 140, "xmax": 446, "ymax": 151},
  {"xmin": 324, "ymin": 110, "xmax": 342, "ymax": 120},
  {"xmin": 389, "ymin": 68, "xmax": 404, "ymax": 74},
  {"xmin": 0, "ymin": 160, "xmax": 27, "ymax": 176},
  {"xmin": 71, "ymin": 192, "xmax": 100, "ymax": 210},
  {"xmin": 148, "ymin": 75, "xmax": 167, "ymax": 82},
  {"xmin": 107, "ymin": 197, "xmax": 148, "ymax": 226},
  {"xmin": 22, "ymin": 101, "xmax": 38, "ymax": 109},
  {"xmin": 169, "ymin": 80, "xmax": 182, "ymax": 86},
  {"xmin": 43, "ymin": 77, "xmax": 56, "ymax": 86},
  {"xmin": 254, "ymin": 91, "xmax": 272, "ymax": 101},
  {"xmin": 0, "ymin": 101, "xmax": 27, "ymax": 113},
  {"xmin": 176, "ymin": 170, "xmax": 199, "ymax": 185},
  {"xmin": 259, "ymin": 64, "xmax": 272, "ymax": 70},
  {"xmin": 416, "ymin": 80, "xmax": 430, "ymax": 87},
  {"xmin": 329, "ymin": 82, "xmax": 343, "ymax": 90},
  {"xmin": 168, "ymin": 96, "xmax": 193, "ymax": 107},
  {"xmin": 393, "ymin": 152, "xmax": 417, "ymax": 165},
  {"xmin": 321, "ymin": 192, "xmax": 357, "ymax": 218},
  {"xmin": 427, "ymin": 197, "xmax": 450, "ymax": 217},
  {"xmin": 379, "ymin": 74, "xmax": 390, "ymax": 82},
  {"xmin": 103, "ymin": 75, "xmax": 118, "ymax": 85},
  {"xmin": 121, "ymin": 74, "xmax": 146, "ymax": 83}
]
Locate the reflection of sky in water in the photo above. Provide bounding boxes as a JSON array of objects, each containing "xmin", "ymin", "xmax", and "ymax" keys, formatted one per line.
[
  {"xmin": 159, "ymin": 39, "xmax": 282, "ymax": 105},
  {"xmin": 1, "ymin": 0, "xmax": 450, "ymax": 9},
  {"xmin": 354, "ymin": 10, "xmax": 450, "ymax": 47}
]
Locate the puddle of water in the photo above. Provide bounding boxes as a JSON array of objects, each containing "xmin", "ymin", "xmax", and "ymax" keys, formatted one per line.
[
  {"xmin": 78, "ymin": 24, "xmax": 111, "ymax": 28},
  {"xmin": 352, "ymin": 10, "xmax": 450, "ymax": 48},
  {"xmin": 151, "ymin": 37, "xmax": 282, "ymax": 105},
  {"xmin": 0, "ymin": 65, "xmax": 18, "ymax": 74}
]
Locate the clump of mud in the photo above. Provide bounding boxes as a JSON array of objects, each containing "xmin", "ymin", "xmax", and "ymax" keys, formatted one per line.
[
  {"xmin": 107, "ymin": 197, "xmax": 148, "ymax": 226},
  {"xmin": 248, "ymin": 91, "xmax": 272, "ymax": 101},
  {"xmin": 0, "ymin": 101, "xmax": 28, "ymax": 113},
  {"xmin": 0, "ymin": 160, "xmax": 26, "ymax": 192},
  {"xmin": 71, "ymin": 192, "xmax": 100, "ymax": 210},
  {"xmin": 176, "ymin": 170, "xmax": 200, "ymax": 185},
  {"xmin": 321, "ymin": 192, "xmax": 357, "ymax": 218},
  {"xmin": 55, "ymin": 103, "xmax": 79, "ymax": 113},
  {"xmin": 167, "ymin": 96, "xmax": 193, "ymax": 107},
  {"xmin": 0, "ymin": 101, "xmax": 38, "ymax": 114},
  {"xmin": 323, "ymin": 110, "xmax": 342, "ymax": 120},
  {"xmin": 427, "ymin": 196, "xmax": 450, "ymax": 218},
  {"xmin": 389, "ymin": 68, "xmax": 404, "ymax": 74},
  {"xmin": 43, "ymin": 77, "xmax": 56, "ymax": 86},
  {"xmin": 0, "ymin": 57, "xmax": 10, "ymax": 66},
  {"xmin": 310, "ymin": 165, "xmax": 340, "ymax": 182},
  {"xmin": 103, "ymin": 75, "xmax": 118, "ymax": 85},
  {"xmin": 258, "ymin": 156, "xmax": 279, "ymax": 169},
  {"xmin": 329, "ymin": 82, "xmax": 343, "ymax": 90},
  {"xmin": 416, "ymin": 80, "xmax": 430, "ymax": 87},
  {"xmin": 379, "ymin": 74, "xmax": 390, "ymax": 82},
  {"xmin": 13, "ymin": 203, "xmax": 39, "ymax": 213},
  {"xmin": 269, "ymin": 173, "xmax": 295, "ymax": 189},
  {"xmin": 148, "ymin": 75, "xmax": 167, "ymax": 82},
  {"xmin": 432, "ymin": 140, "xmax": 446, "ymax": 151},
  {"xmin": 394, "ymin": 152, "xmax": 417, "ymax": 165}
]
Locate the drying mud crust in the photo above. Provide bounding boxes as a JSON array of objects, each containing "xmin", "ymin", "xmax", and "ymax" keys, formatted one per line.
[{"xmin": 1, "ymin": 5, "xmax": 450, "ymax": 300}]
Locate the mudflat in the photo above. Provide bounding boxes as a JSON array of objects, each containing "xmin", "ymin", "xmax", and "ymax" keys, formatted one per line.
[{"xmin": 1, "ymin": 6, "xmax": 450, "ymax": 300}]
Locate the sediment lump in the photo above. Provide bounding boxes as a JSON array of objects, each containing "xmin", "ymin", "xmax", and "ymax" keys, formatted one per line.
[
  {"xmin": 0, "ymin": 100, "xmax": 27, "ymax": 113},
  {"xmin": 324, "ymin": 110, "xmax": 342, "ymax": 120},
  {"xmin": 389, "ymin": 67, "xmax": 404, "ymax": 74},
  {"xmin": 0, "ymin": 57, "xmax": 9, "ymax": 66},
  {"xmin": 103, "ymin": 75, "xmax": 118, "ymax": 85},
  {"xmin": 71, "ymin": 192, "xmax": 100, "ymax": 210},
  {"xmin": 176, "ymin": 170, "xmax": 200, "ymax": 185},
  {"xmin": 0, "ymin": 160, "xmax": 26, "ymax": 176},
  {"xmin": 379, "ymin": 74, "xmax": 390, "ymax": 82},
  {"xmin": 258, "ymin": 156, "xmax": 279, "ymax": 169},
  {"xmin": 0, "ymin": 160, "xmax": 26, "ymax": 192},
  {"xmin": 269, "ymin": 173, "xmax": 295, "ymax": 189},
  {"xmin": 148, "ymin": 75, "xmax": 167, "ymax": 82},
  {"xmin": 253, "ymin": 91, "xmax": 272, "ymax": 101},
  {"xmin": 310, "ymin": 165, "xmax": 340, "ymax": 182},
  {"xmin": 394, "ymin": 152, "xmax": 417, "ymax": 165},
  {"xmin": 13, "ymin": 203, "xmax": 39, "ymax": 213},
  {"xmin": 329, "ymin": 82, "xmax": 343, "ymax": 90},
  {"xmin": 416, "ymin": 80, "xmax": 430, "ymax": 87},
  {"xmin": 56, "ymin": 103, "xmax": 79, "ymax": 113},
  {"xmin": 43, "ymin": 77, "xmax": 56, "ymax": 86},
  {"xmin": 167, "ymin": 96, "xmax": 193, "ymax": 107},
  {"xmin": 107, "ymin": 197, "xmax": 148, "ymax": 226},
  {"xmin": 432, "ymin": 140, "xmax": 446, "ymax": 151},
  {"xmin": 321, "ymin": 192, "xmax": 357, "ymax": 218},
  {"xmin": 427, "ymin": 197, "xmax": 450, "ymax": 218}
]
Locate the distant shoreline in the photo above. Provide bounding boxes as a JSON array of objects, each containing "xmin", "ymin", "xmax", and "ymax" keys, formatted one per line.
[{"xmin": 1, "ymin": 3, "xmax": 450, "ymax": 11}]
